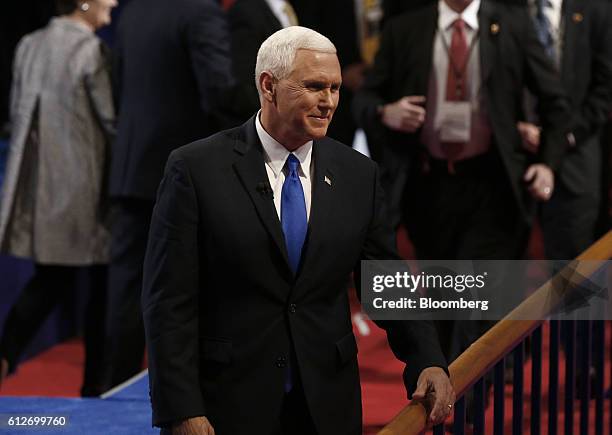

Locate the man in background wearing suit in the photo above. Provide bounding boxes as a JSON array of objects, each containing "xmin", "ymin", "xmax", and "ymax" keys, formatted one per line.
[
  {"xmin": 105, "ymin": 0, "xmax": 234, "ymax": 388},
  {"xmin": 228, "ymin": 0, "xmax": 300, "ymax": 123},
  {"xmin": 142, "ymin": 26, "xmax": 454, "ymax": 435},
  {"xmin": 354, "ymin": 0, "xmax": 571, "ymax": 362},
  {"xmin": 519, "ymin": 0, "xmax": 612, "ymax": 398},
  {"xmin": 292, "ymin": 0, "xmax": 365, "ymax": 146},
  {"xmin": 519, "ymin": 0, "xmax": 612, "ymax": 260}
]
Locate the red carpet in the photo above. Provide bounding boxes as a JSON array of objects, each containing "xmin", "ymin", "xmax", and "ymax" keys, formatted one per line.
[{"xmin": 0, "ymin": 339, "xmax": 85, "ymax": 397}]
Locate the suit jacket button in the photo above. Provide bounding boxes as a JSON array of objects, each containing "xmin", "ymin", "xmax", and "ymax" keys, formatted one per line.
[
  {"xmin": 289, "ymin": 303, "xmax": 297, "ymax": 314},
  {"xmin": 276, "ymin": 356, "xmax": 287, "ymax": 368}
]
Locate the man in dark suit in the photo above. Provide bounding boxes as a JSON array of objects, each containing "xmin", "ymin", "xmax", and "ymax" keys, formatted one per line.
[
  {"xmin": 353, "ymin": 0, "xmax": 571, "ymax": 360},
  {"xmin": 292, "ymin": 0, "xmax": 364, "ymax": 146},
  {"xmin": 228, "ymin": 0, "xmax": 296, "ymax": 123},
  {"xmin": 519, "ymin": 0, "xmax": 612, "ymax": 397},
  {"xmin": 518, "ymin": 0, "xmax": 612, "ymax": 260},
  {"xmin": 106, "ymin": 0, "xmax": 234, "ymax": 388},
  {"xmin": 142, "ymin": 26, "xmax": 454, "ymax": 435}
]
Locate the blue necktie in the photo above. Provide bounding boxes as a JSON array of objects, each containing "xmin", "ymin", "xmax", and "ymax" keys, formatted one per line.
[
  {"xmin": 281, "ymin": 154, "xmax": 307, "ymax": 275},
  {"xmin": 280, "ymin": 154, "xmax": 307, "ymax": 393},
  {"xmin": 533, "ymin": 0, "xmax": 556, "ymax": 61}
]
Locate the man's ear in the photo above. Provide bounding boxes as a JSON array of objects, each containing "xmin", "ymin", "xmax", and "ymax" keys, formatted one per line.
[{"xmin": 259, "ymin": 71, "xmax": 276, "ymax": 103}]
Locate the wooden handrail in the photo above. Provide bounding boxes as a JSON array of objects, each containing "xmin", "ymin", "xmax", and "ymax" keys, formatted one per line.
[{"xmin": 378, "ymin": 230, "xmax": 612, "ymax": 435}]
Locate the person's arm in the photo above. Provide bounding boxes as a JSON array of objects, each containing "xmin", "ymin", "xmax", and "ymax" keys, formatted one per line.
[
  {"xmin": 352, "ymin": 18, "xmax": 395, "ymax": 132},
  {"xmin": 571, "ymin": 2, "xmax": 612, "ymax": 144},
  {"xmin": 226, "ymin": 3, "xmax": 267, "ymax": 120},
  {"xmin": 142, "ymin": 153, "xmax": 207, "ymax": 428},
  {"xmin": 353, "ymin": 163, "xmax": 454, "ymax": 425},
  {"xmin": 352, "ymin": 19, "xmax": 426, "ymax": 145},
  {"xmin": 183, "ymin": 0, "xmax": 235, "ymax": 126},
  {"xmin": 514, "ymin": 7, "xmax": 570, "ymax": 200},
  {"xmin": 9, "ymin": 36, "xmax": 29, "ymax": 126},
  {"xmin": 520, "ymin": 7, "xmax": 572, "ymax": 171},
  {"xmin": 84, "ymin": 42, "xmax": 116, "ymax": 145}
]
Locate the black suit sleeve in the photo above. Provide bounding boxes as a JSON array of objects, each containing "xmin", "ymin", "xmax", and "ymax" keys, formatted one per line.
[
  {"xmin": 520, "ymin": 8, "xmax": 572, "ymax": 169},
  {"xmin": 184, "ymin": 0, "xmax": 234, "ymax": 115},
  {"xmin": 142, "ymin": 154, "xmax": 204, "ymax": 427},
  {"xmin": 572, "ymin": 3, "xmax": 612, "ymax": 143},
  {"xmin": 352, "ymin": 20, "xmax": 414, "ymax": 226},
  {"xmin": 354, "ymin": 163, "xmax": 448, "ymax": 395},
  {"xmin": 111, "ymin": 23, "xmax": 123, "ymax": 112},
  {"xmin": 227, "ymin": 2, "xmax": 271, "ymax": 121},
  {"xmin": 352, "ymin": 18, "xmax": 403, "ymax": 167}
]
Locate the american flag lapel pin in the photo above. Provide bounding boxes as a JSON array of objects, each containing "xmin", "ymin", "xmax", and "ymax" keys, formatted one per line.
[{"xmin": 324, "ymin": 175, "xmax": 332, "ymax": 186}]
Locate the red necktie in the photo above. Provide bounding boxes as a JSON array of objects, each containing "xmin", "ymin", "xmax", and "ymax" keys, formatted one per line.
[{"xmin": 443, "ymin": 18, "xmax": 469, "ymax": 173}]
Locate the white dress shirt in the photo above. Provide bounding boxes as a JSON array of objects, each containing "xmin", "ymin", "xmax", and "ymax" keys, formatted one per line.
[
  {"xmin": 265, "ymin": 0, "xmax": 298, "ymax": 28},
  {"xmin": 421, "ymin": 0, "xmax": 492, "ymax": 160},
  {"xmin": 255, "ymin": 111, "xmax": 313, "ymax": 221}
]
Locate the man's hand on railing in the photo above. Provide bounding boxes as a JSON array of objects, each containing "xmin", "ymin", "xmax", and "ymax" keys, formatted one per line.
[{"xmin": 411, "ymin": 367, "xmax": 455, "ymax": 426}]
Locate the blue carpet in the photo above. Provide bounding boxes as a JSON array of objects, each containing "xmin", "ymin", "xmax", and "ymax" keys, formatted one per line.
[{"xmin": 0, "ymin": 372, "xmax": 156, "ymax": 434}]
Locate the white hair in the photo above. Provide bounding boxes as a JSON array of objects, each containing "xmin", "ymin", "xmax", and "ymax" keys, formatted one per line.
[{"xmin": 255, "ymin": 26, "xmax": 337, "ymax": 96}]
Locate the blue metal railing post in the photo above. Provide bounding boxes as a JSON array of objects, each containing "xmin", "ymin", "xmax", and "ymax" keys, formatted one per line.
[
  {"xmin": 512, "ymin": 342, "xmax": 524, "ymax": 435},
  {"xmin": 593, "ymin": 320, "xmax": 604, "ymax": 435},
  {"xmin": 531, "ymin": 325, "xmax": 542, "ymax": 435},
  {"xmin": 453, "ymin": 396, "xmax": 466, "ymax": 435},
  {"xmin": 578, "ymin": 320, "xmax": 591, "ymax": 435},
  {"xmin": 473, "ymin": 377, "xmax": 486, "ymax": 434},
  {"xmin": 549, "ymin": 319, "xmax": 560, "ymax": 435},
  {"xmin": 564, "ymin": 319, "xmax": 576, "ymax": 435},
  {"xmin": 494, "ymin": 359, "xmax": 505, "ymax": 435}
]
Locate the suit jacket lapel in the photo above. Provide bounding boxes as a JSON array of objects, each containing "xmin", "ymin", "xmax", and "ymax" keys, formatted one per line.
[
  {"xmin": 233, "ymin": 117, "xmax": 290, "ymax": 269},
  {"xmin": 297, "ymin": 139, "xmax": 335, "ymax": 280},
  {"xmin": 478, "ymin": 1, "xmax": 499, "ymax": 86}
]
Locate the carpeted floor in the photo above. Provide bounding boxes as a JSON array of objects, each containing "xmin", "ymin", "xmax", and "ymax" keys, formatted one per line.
[{"xmin": 0, "ymin": 371, "xmax": 155, "ymax": 434}]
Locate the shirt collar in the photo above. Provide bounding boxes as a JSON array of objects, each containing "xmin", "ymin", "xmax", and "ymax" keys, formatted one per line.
[
  {"xmin": 439, "ymin": 0, "xmax": 481, "ymax": 31},
  {"xmin": 265, "ymin": 0, "xmax": 285, "ymax": 10},
  {"xmin": 264, "ymin": 0, "xmax": 293, "ymax": 28},
  {"xmin": 255, "ymin": 111, "xmax": 313, "ymax": 178},
  {"xmin": 528, "ymin": 0, "xmax": 562, "ymax": 13}
]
